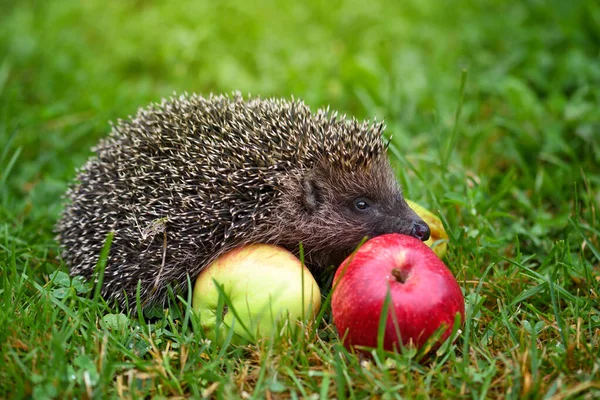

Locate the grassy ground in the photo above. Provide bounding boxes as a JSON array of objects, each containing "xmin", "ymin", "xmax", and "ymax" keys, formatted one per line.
[{"xmin": 1, "ymin": 0, "xmax": 599, "ymax": 398}]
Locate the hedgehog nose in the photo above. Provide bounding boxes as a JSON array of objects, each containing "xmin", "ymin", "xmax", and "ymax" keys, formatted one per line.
[{"xmin": 411, "ymin": 221, "xmax": 430, "ymax": 241}]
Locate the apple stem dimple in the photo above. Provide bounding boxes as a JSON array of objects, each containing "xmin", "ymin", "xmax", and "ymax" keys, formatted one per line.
[
  {"xmin": 222, "ymin": 305, "xmax": 228, "ymax": 319},
  {"xmin": 391, "ymin": 268, "xmax": 409, "ymax": 283}
]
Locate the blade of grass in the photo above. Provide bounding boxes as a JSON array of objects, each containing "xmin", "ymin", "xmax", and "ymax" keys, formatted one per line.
[
  {"xmin": 92, "ymin": 231, "xmax": 113, "ymax": 305},
  {"xmin": 442, "ymin": 69, "xmax": 468, "ymax": 172}
]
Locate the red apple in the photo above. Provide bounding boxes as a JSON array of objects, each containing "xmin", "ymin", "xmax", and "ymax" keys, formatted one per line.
[{"xmin": 331, "ymin": 233, "xmax": 464, "ymax": 353}]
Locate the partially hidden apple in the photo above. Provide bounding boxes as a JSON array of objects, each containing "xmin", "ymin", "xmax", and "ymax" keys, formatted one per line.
[
  {"xmin": 192, "ymin": 244, "xmax": 321, "ymax": 345},
  {"xmin": 331, "ymin": 233, "xmax": 464, "ymax": 353},
  {"xmin": 405, "ymin": 199, "xmax": 449, "ymax": 259}
]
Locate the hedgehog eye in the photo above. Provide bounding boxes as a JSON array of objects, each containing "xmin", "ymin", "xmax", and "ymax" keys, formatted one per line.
[{"xmin": 354, "ymin": 198, "xmax": 370, "ymax": 211}]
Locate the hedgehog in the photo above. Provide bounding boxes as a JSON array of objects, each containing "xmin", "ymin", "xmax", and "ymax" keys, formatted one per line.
[{"xmin": 56, "ymin": 92, "xmax": 430, "ymax": 310}]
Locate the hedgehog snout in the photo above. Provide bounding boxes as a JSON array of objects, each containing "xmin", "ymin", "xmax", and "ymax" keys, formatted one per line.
[{"xmin": 411, "ymin": 220, "xmax": 431, "ymax": 241}]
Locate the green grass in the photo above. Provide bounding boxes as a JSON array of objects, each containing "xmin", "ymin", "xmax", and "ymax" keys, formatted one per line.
[{"xmin": 1, "ymin": 0, "xmax": 599, "ymax": 398}]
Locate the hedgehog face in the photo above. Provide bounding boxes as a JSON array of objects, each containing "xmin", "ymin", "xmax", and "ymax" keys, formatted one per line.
[
  {"xmin": 275, "ymin": 158, "xmax": 430, "ymax": 269},
  {"xmin": 343, "ymin": 194, "xmax": 430, "ymax": 241},
  {"xmin": 306, "ymin": 161, "xmax": 429, "ymax": 239}
]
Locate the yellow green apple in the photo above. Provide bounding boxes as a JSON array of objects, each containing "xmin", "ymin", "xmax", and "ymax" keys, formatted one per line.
[
  {"xmin": 405, "ymin": 199, "xmax": 449, "ymax": 258},
  {"xmin": 192, "ymin": 244, "xmax": 321, "ymax": 345}
]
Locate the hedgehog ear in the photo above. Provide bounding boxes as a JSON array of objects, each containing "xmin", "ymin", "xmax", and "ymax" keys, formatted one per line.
[{"xmin": 301, "ymin": 175, "xmax": 323, "ymax": 214}]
